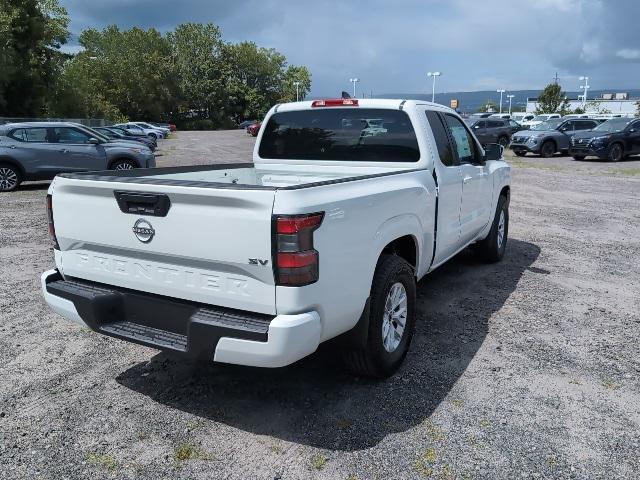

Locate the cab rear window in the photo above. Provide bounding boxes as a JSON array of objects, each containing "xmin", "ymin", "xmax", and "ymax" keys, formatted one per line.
[{"xmin": 258, "ymin": 108, "xmax": 420, "ymax": 162}]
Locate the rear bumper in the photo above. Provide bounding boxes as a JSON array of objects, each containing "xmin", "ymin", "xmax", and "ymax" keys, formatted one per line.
[{"xmin": 41, "ymin": 269, "xmax": 321, "ymax": 368}]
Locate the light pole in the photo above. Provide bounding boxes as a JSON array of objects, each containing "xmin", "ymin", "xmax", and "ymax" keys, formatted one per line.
[
  {"xmin": 506, "ymin": 94, "xmax": 514, "ymax": 115},
  {"xmin": 349, "ymin": 78, "xmax": 359, "ymax": 98},
  {"xmin": 293, "ymin": 81, "xmax": 300, "ymax": 102},
  {"xmin": 427, "ymin": 72, "xmax": 441, "ymax": 103},
  {"xmin": 496, "ymin": 89, "xmax": 506, "ymax": 113},
  {"xmin": 579, "ymin": 76, "xmax": 590, "ymax": 107}
]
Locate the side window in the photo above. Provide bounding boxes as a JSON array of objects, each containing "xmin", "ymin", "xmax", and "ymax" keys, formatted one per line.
[
  {"xmin": 560, "ymin": 121, "xmax": 574, "ymax": 132},
  {"xmin": 444, "ymin": 114, "xmax": 478, "ymax": 164},
  {"xmin": 629, "ymin": 120, "xmax": 640, "ymax": 131},
  {"xmin": 487, "ymin": 121, "xmax": 502, "ymax": 128},
  {"xmin": 10, "ymin": 128, "xmax": 48, "ymax": 142},
  {"xmin": 51, "ymin": 127, "xmax": 92, "ymax": 144},
  {"xmin": 425, "ymin": 110, "xmax": 456, "ymax": 167},
  {"xmin": 575, "ymin": 121, "xmax": 594, "ymax": 130}
]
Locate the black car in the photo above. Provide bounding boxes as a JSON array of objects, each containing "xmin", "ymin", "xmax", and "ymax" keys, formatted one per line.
[
  {"xmin": 95, "ymin": 127, "xmax": 157, "ymax": 151},
  {"xmin": 105, "ymin": 126, "xmax": 157, "ymax": 147},
  {"xmin": 569, "ymin": 117, "xmax": 640, "ymax": 161},
  {"xmin": 464, "ymin": 118, "xmax": 512, "ymax": 147}
]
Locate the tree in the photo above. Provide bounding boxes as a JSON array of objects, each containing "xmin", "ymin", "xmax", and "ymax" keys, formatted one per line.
[
  {"xmin": 478, "ymin": 100, "xmax": 498, "ymax": 113},
  {"xmin": 280, "ymin": 65, "xmax": 312, "ymax": 102},
  {"xmin": 0, "ymin": 0, "xmax": 69, "ymax": 116},
  {"xmin": 535, "ymin": 83, "xmax": 570, "ymax": 115}
]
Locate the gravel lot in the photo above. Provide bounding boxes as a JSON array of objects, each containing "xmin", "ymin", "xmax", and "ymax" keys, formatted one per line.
[{"xmin": 1, "ymin": 130, "xmax": 639, "ymax": 479}]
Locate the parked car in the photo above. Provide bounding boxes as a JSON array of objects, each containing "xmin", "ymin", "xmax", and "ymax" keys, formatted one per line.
[
  {"xmin": 506, "ymin": 119, "xmax": 525, "ymax": 135},
  {"xmin": 107, "ymin": 125, "xmax": 157, "ymax": 147},
  {"xmin": 468, "ymin": 112, "xmax": 495, "ymax": 119},
  {"xmin": 0, "ymin": 122, "xmax": 155, "ymax": 192},
  {"xmin": 94, "ymin": 127, "xmax": 156, "ymax": 151},
  {"xmin": 510, "ymin": 118, "xmax": 600, "ymax": 157},
  {"xmin": 41, "ymin": 98, "xmax": 511, "ymax": 377},
  {"xmin": 464, "ymin": 117, "xmax": 512, "ymax": 147},
  {"xmin": 133, "ymin": 122, "xmax": 170, "ymax": 136},
  {"xmin": 247, "ymin": 122, "xmax": 261, "ymax": 137},
  {"xmin": 150, "ymin": 122, "xmax": 177, "ymax": 132},
  {"xmin": 114, "ymin": 122, "xmax": 166, "ymax": 139},
  {"xmin": 510, "ymin": 112, "xmax": 535, "ymax": 124},
  {"xmin": 489, "ymin": 113, "xmax": 511, "ymax": 119},
  {"xmin": 239, "ymin": 120, "xmax": 258, "ymax": 129},
  {"xmin": 569, "ymin": 117, "xmax": 640, "ymax": 161},
  {"xmin": 521, "ymin": 113, "xmax": 562, "ymax": 130}
]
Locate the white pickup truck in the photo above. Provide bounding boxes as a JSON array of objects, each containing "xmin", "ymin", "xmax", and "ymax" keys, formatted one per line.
[{"xmin": 42, "ymin": 99, "xmax": 511, "ymax": 377}]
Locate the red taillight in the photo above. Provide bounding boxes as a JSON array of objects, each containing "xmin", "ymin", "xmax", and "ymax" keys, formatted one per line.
[
  {"xmin": 46, "ymin": 194, "xmax": 59, "ymax": 249},
  {"xmin": 311, "ymin": 99, "xmax": 359, "ymax": 107},
  {"xmin": 273, "ymin": 213, "xmax": 324, "ymax": 286}
]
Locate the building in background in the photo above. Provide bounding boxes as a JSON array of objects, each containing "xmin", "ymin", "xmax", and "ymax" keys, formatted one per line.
[{"xmin": 526, "ymin": 93, "xmax": 637, "ymax": 116}]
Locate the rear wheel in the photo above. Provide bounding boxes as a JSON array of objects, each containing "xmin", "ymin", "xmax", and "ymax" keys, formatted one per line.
[
  {"xmin": 514, "ymin": 151, "xmax": 526, "ymax": 157},
  {"xmin": 572, "ymin": 155, "xmax": 586, "ymax": 161},
  {"xmin": 343, "ymin": 255, "xmax": 416, "ymax": 378},
  {"xmin": 111, "ymin": 159, "xmax": 137, "ymax": 171},
  {"xmin": 0, "ymin": 163, "xmax": 21, "ymax": 192},
  {"xmin": 148, "ymin": 133, "xmax": 158, "ymax": 140},
  {"xmin": 473, "ymin": 195, "xmax": 508, "ymax": 263},
  {"xmin": 540, "ymin": 140, "xmax": 556, "ymax": 158},
  {"xmin": 608, "ymin": 143, "xmax": 623, "ymax": 162}
]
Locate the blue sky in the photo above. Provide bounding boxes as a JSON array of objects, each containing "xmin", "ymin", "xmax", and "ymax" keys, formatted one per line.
[{"xmin": 60, "ymin": 0, "xmax": 640, "ymax": 97}]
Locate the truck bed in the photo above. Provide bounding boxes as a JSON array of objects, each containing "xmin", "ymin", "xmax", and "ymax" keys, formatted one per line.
[{"xmin": 58, "ymin": 163, "xmax": 418, "ymax": 190}]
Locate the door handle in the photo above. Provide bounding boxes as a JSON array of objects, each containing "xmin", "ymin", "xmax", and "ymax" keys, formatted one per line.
[
  {"xmin": 9, "ymin": 145, "xmax": 16, "ymax": 149},
  {"xmin": 463, "ymin": 176, "xmax": 473, "ymax": 184}
]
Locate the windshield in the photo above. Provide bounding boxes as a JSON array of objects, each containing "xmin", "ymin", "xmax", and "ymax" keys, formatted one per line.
[
  {"xmin": 464, "ymin": 118, "xmax": 479, "ymax": 127},
  {"xmin": 79, "ymin": 127, "xmax": 110, "ymax": 142},
  {"xmin": 593, "ymin": 118, "xmax": 633, "ymax": 132},
  {"xmin": 531, "ymin": 119, "xmax": 561, "ymax": 131},
  {"xmin": 259, "ymin": 108, "xmax": 420, "ymax": 162}
]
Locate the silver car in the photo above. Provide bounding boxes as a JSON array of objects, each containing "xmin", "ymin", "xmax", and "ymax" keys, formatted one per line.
[{"xmin": 0, "ymin": 122, "xmax": 156, "ymax": 192}]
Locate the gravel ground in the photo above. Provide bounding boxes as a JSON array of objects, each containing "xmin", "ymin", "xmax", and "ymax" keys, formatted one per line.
[{"xmin": 1, "ymin": 130, "xmax": 639, "ymax": 480}]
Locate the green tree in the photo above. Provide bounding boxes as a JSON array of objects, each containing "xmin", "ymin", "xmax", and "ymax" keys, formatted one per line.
[
  {"xmin": 280, "ymin": 65, "xmax": 312, "ymax": 102},
  {"xmin": 0, "ymin": 0, "xmax": 69, "ymax": 115},
  {"xmin": 535, "ymin": 83, "xmax": 570, "ymax": 115},
  {"xmin": 478, "ymin": 100, "xmax": 498, "ymax": 113}
]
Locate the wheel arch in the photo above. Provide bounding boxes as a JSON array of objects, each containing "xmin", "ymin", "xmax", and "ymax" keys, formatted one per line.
[
  {"xmin": 108, "ymin": 156, "xmax": 140, "ymax": 170},
  {"xmin": 0, "ymin": 156, "xmax": 26, "ymax": 177}
]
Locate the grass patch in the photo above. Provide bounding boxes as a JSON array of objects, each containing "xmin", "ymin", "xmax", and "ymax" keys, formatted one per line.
[
  {"xmin": 479, "ymin": 418, "xmax": 491, "ymax": 428},
  {"xmin": 602, "ymin": 379, "xmax": 621, "ymax": 390},
  {"xmin": 414, "ymin": 448, "xmax": 437, "ymax": 477},
  {"xmin": 451, "ymin": 399, "xmax": 464, "ymax": 408},
  {"xmin": 86, "ymin": 452, "xmax": 117, "ymax": 471},
  {"xmin": 173, "ymin": 443, "xmax": 214, "ymax": 462},
  {"xmin": 310, "ymin": 454, "xmax": 327, "ymax": 470}
]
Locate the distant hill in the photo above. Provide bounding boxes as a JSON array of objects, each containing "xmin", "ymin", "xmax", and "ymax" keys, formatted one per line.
[{"xmin": 376, "ymin": 89, "xmax": 640, "ymax": 113}]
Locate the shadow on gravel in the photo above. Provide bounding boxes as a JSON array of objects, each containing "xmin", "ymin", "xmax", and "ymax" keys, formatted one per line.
[{"xmin": 117, "ymin": 238, "xmax": 540, "ymax": 451}]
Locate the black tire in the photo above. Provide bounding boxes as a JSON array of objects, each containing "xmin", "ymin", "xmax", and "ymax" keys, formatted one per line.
[
  {"xmin": 110, "ymin": 159, "xmax": 137, "ymax": 171},
  {"xmin": 572, "ymin": 155, "xmax": 586, "ymax": 161},
  {"xmin": 540, "ymin": 140, "xmax": 556, "ymax": 158},
  {"xmin": 0, "ymin": 163, "xmax": 22, "ymax": 192},
  {"xmin": 473, "ymin": 195, "xmax": 508, "ymax": 263},
  {"xmin": 343, "ymin": 255, "xmax": 416, "ymax": 378},
  {"xmin": 497, "ymin": 136, "xmax": 509, "ymax": 147},
  {"xmin": 148, "ymin": 133, "xmax": 158, "ymax": 140},
  {"xmin": 608, "ymin": 143, "xmax": 623, "ymax": 162},
  {"xmin": 514, "ymin": 151, "xmax": 526, "ymax": 157}
]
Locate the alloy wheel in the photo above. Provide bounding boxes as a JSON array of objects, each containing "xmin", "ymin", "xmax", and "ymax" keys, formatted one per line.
[
  {"xmin": 0, "ymin": 167, "xmax": 18, "ymax": 191},
  {"xmin": 382, "ymin": 282, "xmax": 408, "ymax": 353}
]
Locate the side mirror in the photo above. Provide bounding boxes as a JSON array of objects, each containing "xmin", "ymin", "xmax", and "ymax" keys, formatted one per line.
[
  {"xmin": 629, "ymin": 128, "xmax": 636, "ymax": 133},
  {"xmin": 484, "ymin": 143, "xmax": 503, "ymax": 161},
  {"xmin": 89, "ymin": 137, "xmax": 100, "ymax": 145}
]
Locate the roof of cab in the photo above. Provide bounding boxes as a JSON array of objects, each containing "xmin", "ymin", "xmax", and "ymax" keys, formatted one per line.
[{"xmin": 272, "ymin": 98, "xmax": 456, "ymax": 114}]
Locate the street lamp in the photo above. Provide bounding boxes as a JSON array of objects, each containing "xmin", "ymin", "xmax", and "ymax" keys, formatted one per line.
[
  {"xmin": 427, "ymin": 72, "xmax": 441, "ymax": 103},
  {"xmin": 579, "ymin": 76, "xmax": 590, "ymax": 107},
  {"xmin": 293, "ymin": 81, "xmax": 301, "ymax": 102},
  {"xmin": 506, "ymin": 94, "xmax": 514, "ymax": 115},
  {"xmin": 349, "ymin": 78, "xmax": 360, "ymax": 98},
  {"xmin": 496, "ymin": 89, "xmax": 506, "ymax": 113}
]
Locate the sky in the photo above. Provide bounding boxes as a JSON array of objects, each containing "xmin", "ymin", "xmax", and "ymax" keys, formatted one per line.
[{"xmin": 59, "ymin": 0, "xmax": 640, "ymax": 97}]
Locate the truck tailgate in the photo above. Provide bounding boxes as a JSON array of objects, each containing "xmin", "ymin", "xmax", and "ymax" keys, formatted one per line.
[{"xmin": 51, "ymin": 178, "xmax": 277, "ymax": 315}]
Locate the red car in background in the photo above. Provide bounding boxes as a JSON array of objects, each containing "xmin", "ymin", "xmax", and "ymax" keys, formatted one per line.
[{"xmin": 247, "ymin": 122, "xmax": 261, "ymax": 137}]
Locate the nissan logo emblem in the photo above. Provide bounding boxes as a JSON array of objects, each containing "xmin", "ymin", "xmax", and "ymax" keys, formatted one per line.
[{"xmin": 132, "ymin": 219, "xmax": 155, "ymax": 243}]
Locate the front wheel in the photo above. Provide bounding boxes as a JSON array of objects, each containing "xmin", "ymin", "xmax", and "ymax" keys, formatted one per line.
[
  {"xmin": 0, "ymin": 163, "xmax": 22, "ymax": 192},
  {"xmin": 514, "ymin": 151, "xmax": 526, "ymax": 157},
  {"xmin": 111, "ymin": 159, "xmax": 137, "ymax": 171},
  {"xmin": 572, "ymin": 155, "xmax": 586, "ymax": 161},
  {"xmin": 343, "ymin": 255, "xmax": 416, "ymax": 378},
  {"xmin": 608, "ymin": 143, "xmax": 623, "ymax": 162},
  {"xmin": 498, "ymin": 136, "xmax": 509, "ymax": 147},
  {"xmin": 473, "ymin": 195, "xmax": 508, "ymax": 263},
  {"xmin": 540, "ymin": 141, "xmax": 556, "ymax": 158}
]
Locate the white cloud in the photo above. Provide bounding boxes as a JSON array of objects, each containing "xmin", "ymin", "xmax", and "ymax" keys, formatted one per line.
[{"xmin": 616, "ymin": 48, "xmax": 640, "ymax": 60}]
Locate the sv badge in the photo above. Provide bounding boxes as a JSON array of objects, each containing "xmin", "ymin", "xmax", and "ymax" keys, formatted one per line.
[{"xmin": 249, "ymin": 258, "xmax": 269, "ymax": 266}]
